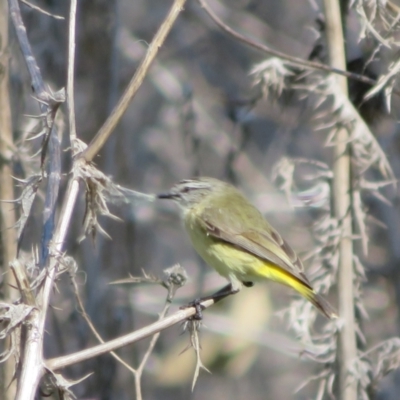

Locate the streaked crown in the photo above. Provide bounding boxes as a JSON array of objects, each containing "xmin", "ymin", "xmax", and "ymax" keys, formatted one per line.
[{"xmin": 158, "ymin": 177, "xmax": 228, "ymax": 209}]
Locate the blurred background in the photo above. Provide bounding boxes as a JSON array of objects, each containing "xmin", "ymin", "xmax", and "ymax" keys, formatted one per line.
[{"xmin": 5, "ymin": 0, "xmax": 400, "ymax": 398}]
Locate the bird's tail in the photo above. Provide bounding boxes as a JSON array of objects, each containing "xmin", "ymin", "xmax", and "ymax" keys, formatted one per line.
[
  {"xmin": 286, "ymin": 275, "xmax": 337, "ymax": 319},
  {"xmin": 303, "ymin": 289, "xmax": 337, "ymax": 319},
  {"xmin": 258, "ymin": 264, "xmax": 337, "ymax": 319}
]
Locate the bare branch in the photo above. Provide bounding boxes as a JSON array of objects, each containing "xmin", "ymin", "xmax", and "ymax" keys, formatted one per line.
[
  {"xmin": 46, "ymin": 298, "xmax": 215, "ymax": 371},
  {"xmin": 82, "ymin": 0, "xmax": 187, "ymax": 162},
  {"xmin": 197, "ymin": 0, "xmax": 380, "ymax": 88},
  {"xmin": 67, "ymin": 0, "xmax": 78, "ymax": 143},
  {"xmin": 0, "ymin": 2, "xmax": 19, "ymax": 395},
  {"xmin": 20, "ymin": 0, "xmax": 64, "ymax": 20},
  {"xmin": 323, "ymin": 2, "xmax": 357, "ymax": 400}
]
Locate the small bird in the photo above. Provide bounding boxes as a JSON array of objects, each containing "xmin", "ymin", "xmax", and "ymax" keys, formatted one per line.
[{"xmin": 158, "ymin": 177, "xmax": 336, "ymax": 319}]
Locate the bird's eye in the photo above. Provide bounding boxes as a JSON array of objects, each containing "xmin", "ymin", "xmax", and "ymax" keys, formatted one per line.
[{"xmin": 181, "ymin": 187, "xmax": 190, "ymax": 193}]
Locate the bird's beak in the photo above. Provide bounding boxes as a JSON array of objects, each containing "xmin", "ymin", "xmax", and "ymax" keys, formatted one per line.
[{"xmin": 157, "ymin": 192, "xmax": 175, "ymax": 199}]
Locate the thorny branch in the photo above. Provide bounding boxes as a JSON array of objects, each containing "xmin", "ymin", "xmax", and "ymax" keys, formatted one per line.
[
  {"xmin": 250, "ymin": 2, "xmax": 398, "ymax": 398},
  {"xmin": 9, "ymin": 0, "xmax": 65, "ymax": 170},
  {"xmin": 3, "ymin": 1, "xmax": 190, "ymax": 398},
  {"xmin": 45, "ymin": 296, "xmax": 215, "ymax": 371},
  {"xmin": 4, "ymin": 0, "xmax": 400, "ymax": 398},
  {"xmin": 196, "ymin": 0, "xmax": 394, "ymax": 91}
]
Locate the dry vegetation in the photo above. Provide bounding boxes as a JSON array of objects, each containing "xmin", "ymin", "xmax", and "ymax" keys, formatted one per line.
[{"xmin": 2, "ymin": 0, "xmax": 400, "ymax": 399}]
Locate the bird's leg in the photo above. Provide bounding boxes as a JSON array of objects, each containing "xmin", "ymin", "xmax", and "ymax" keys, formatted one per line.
[
  {"xmin": 207, "ymin": 283, "xmax": 240, "ymax": 303},
  {"xmin": 183, "ymin": 284, "xmax": 239, "ymax": 320}
]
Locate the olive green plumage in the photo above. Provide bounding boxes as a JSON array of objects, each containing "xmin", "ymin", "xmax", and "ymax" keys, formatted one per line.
[{"xmin": 158, "ymin": 177, "xmax": 336, "ymax": 319}]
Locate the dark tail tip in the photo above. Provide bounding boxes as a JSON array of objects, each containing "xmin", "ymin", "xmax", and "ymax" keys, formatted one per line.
[{"xmin": 312, "ymin": 292, "xmax": 338, "ymax": 319}]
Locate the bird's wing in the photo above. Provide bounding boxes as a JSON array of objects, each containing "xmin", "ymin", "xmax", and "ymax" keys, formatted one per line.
[{"xmin": 200, "ymin": 207, "xmax": 312, "ymax": 288}]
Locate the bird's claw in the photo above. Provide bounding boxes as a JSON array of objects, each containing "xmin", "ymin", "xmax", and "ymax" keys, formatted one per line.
[{"xmin": 181, "ymin": 298, "xmax": 205, "ymax": 320}]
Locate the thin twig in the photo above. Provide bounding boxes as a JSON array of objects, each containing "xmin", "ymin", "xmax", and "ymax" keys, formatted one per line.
[
  {"xmin": 196, "ymin": 0, "xmax": 387, "ymax": 88},
  {"xmin": 45, "ymin": 299, "xmax": 215, "ymax": 371},
  {"xmin": 82, "ymin": 0, "xmax": 187, "ymax": 162},
  {"xmin": 71, "ymin": 275, "xmax": 136, "ymax": 374},
  {"xmin": 73, "ymin": 268, "xmax": 185, "ymax": 400},
  {"xmin": 67, "ymin": 0, "xmax": 77, "ymax": 142},
  {"xmin": 9, "ymin": 0, "xmax": 64, "ymax": 171},
  {"xmin": 40, "ymin": 119, "xmax": 62, "ymax": 266},
  {"xmin": 20, "ymin": 0, "xmax": 64, "ymax": 19},
  {"xmin": 133, "ymin": 276, "xmax": 179, "ymax": 400},
  {"xmin": 9, "ymin": 0, "xmax": 51, "ymax": 101},
  {"xmin": 188, "ymin": 320, "xmax": 210, "ymax": 390},
  {"xmin": 134, "ymin": 298, "xmax": 171, "ymax": 400}
]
